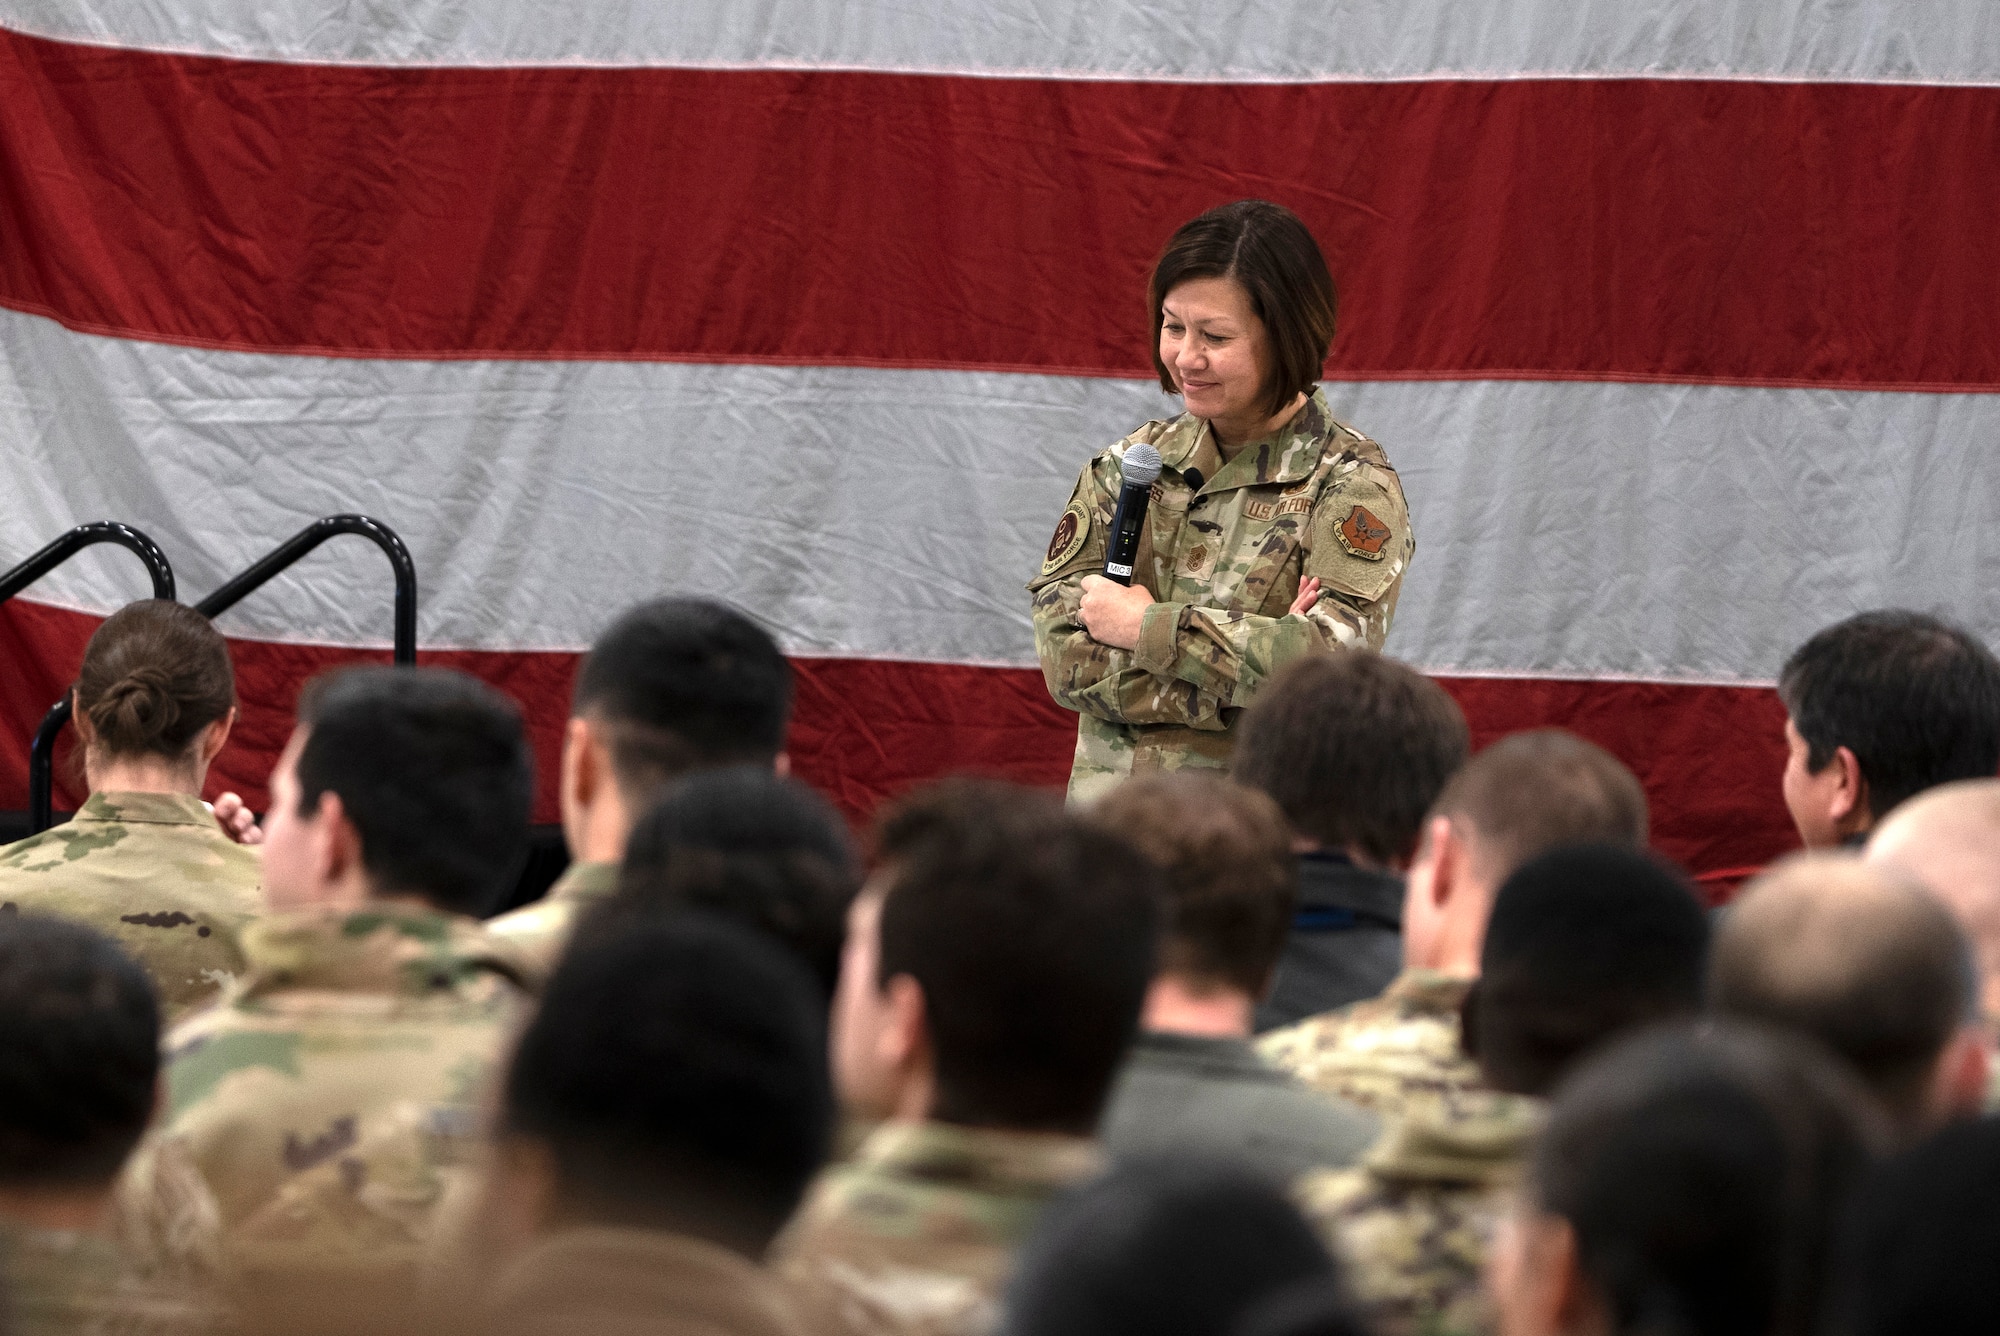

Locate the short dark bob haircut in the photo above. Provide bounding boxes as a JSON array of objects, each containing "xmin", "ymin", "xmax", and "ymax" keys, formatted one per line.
[{"xmin": 1149, "ymin": 200, "xmax": 1337, "ymax": 420}]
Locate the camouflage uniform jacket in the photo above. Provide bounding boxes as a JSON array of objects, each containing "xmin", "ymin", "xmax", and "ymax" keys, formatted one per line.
[
  {"xmin": 1295, "ymin": 1094, "xmax": 1542, "ymax": 1336},
  {"xmin": 490, "ymin": 1226, "xmax": 807, "ymax": 1336},
  {"xmin": 0, "ymin": 1220, "xmax": 221, "ymax": 1336},
  {"xmin": 118, "ymin": 906, "xmax": 528, "ymax": 1293},
  {"xmin": 484, "ymin": 860, "xmax": 618, "ymax": 987},
  {"xmin": 774, "ymin": 1120, "xmax": 1101, "ymax": 1336},
  {"xmin": 1028, "ymin": 389, "xmax": 1414, "ymax": 802},
  {"xmin": 0, "ymin": 791, "xmax": 260, "ymax": 1025},
  {"xmin": 1257, "ymin": 970, "xmax": 1481, "ymax": 1123}
]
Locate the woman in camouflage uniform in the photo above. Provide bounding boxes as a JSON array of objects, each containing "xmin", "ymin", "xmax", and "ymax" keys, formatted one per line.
[
  {"xmin": 1030, "ymin": 201, "xmax": 1415, "ymax": 802},
  {"xmin": 0, "ymin": 600, "xmax": 259, "ymax": 1021}
]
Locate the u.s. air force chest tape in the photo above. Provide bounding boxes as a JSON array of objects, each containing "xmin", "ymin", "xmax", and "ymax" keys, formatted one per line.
[{"xmin": 1042, "ymin": 500, "xmax": 1091, "ymax": 577}]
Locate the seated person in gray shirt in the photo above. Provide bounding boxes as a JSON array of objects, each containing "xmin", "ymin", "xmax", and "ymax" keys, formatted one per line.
[
  {"xmin": 1233, "ymin": 652, "xmax": 1472, "ymax": 1031},
  {"xmin": 1093, "ymin": 773, "xmax": 1379, "ymax": 1182}
]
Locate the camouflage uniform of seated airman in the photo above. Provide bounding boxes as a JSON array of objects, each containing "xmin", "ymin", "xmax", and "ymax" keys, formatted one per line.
[
  {"xmin": 1028, "ymin": 389, "xmax": 1414, "ymax": 803},
  {"xmin": 118, "ymin": 907, "xmax": 528, "ymax": 1305},
  {"xmin": 484, "ymin": 860, "xmax": 619, "ymax": 986},
  {"xmin": 1294, "ymin": 1093, "xmax": 1542, "ymax": 1336},
  {"xmin": 774, "ymin": 1121, "xmax": 1101, "ymax": 1336},
  {"xmin": 1257, "ymin": 971, "xmax": 1482, "ymax": 1124},
  {"xmin": 0, "ymin": 791, "xmax": 260, "ymax": 1024}
]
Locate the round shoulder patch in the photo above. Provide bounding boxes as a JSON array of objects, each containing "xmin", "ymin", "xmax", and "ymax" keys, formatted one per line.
[{"xmin": 1041, "ymin": 501, "xmax": 1091, "ymax": 576}]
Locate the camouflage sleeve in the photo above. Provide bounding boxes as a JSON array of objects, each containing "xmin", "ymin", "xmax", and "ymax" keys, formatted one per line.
[
  {"xmin": 1128, "ymin": 463, "xmax": 1413, "ymax": 708},
  {"xmin": 1028, "ymin": 459, "xmax": 1233, "ymax": 730}
]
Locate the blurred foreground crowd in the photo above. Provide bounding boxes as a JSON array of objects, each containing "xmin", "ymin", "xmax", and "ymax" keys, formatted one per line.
[{"xmin": 1, "ymin": 598, "xmax": 1999, "ymax": 1336}]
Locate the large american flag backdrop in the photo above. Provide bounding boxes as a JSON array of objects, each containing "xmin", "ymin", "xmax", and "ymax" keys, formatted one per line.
[{"xmin": 4, "ymin": 0, "xmax": 1997, "ymax": 892}]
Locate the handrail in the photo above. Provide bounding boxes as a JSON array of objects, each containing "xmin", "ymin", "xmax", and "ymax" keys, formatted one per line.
[
  {"xmin": 0, "ymin": 522, "xmax": 176, "ymax": 604},
  {"xmin": 25, "ymin": 514, "xmax": 417, "ymax": 834},
  {"xmin": 5, "ymin": 524, "xmax": 177, "ymax": 834}
]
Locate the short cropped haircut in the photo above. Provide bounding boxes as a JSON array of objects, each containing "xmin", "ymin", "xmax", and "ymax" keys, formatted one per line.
[
  {"xmin": 1091, "ymin": 773, "xmax": 1296, "ymax": 996},
  {"xmin": 504, "ymin": 913, "xmax": 831, "ymax": 1255},
  {"xmin": 1431, "ymin": 730, "xmax": 1649, "ymax": 887},
  {"xmin": 1150, "ymin": 201, "xmax": 1338, "ymax": 419},
  {"xmin": 1003, "ymin": 1158, "xmax": 1339, "ymax": 1336},
  {"xmin": 1530, "ymin": 1023, "xmax": 1885, "ymax": 1336},
  {"xmin": 0, "ymin": 915, "xmax": 160, "ymax": 1185},
  {"xmin": 1709, "ymin": 855, "xmax": 1974, "ymax": 1131},
  {"xmin": 74, "ymin": 600, "xmax": 234, "ymax": 761},
  {"xmin": 1779, "ymin": 610, "xmax": 2000, "ymax": 822},
  {"xmin": 572, "ymin": 598, "xmax": 791, "ymax": 799},
  {"xmin": 1464, "ymin": 844, "xmax": 1708, "ymax": 1096},
  {"xmin": 1831, "ymin": 1115, "xmax": 2000, "ymax": 1336},
  {"xmin": 873, "ymin": 780, "xmax": 1160, "ymax": 1133},
  {"xmin": 296, "ymin": 667, "xmax": 532, "ymax": 918},
  {"xmin": 1233, "ymin": 651, "xmax": 1469, "ymax": 863},
  {"xmin": 596, "ymin": 767, "xmax": 860, "ymax": 996}
]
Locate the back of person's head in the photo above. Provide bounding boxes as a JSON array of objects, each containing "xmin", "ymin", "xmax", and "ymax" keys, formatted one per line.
[
  {"xmin": 73, "ymin": 599, "xmax": 233, "ymax": 764},
  {"xmin": 1232, "ymin": 651, "xmax": 1469, "ymax": 865},
  {"xmin": 1867, "ymin": 779, "xmax": 2000, "ymax": 1023},
  {"xmin": 0, "ymin": 916, "xmax": 159, "ymax": 1187},
  {"xmin": 1779, "ymin": 610, "xmax": 2000, "ymax": 824},
  {"xmin": 1003, "ymin": 1158, "xmax": 1340, "ymax": 1336},
  {"xmin": 1465, "ymin": 844, "xmax": 1709, "ymax": 1096},
  {"xmin": 871, "ymin": 779, "xmax": 1160, "ymax": 1133},
  {"xmin": 502, "ymin": 912, "xmax": 831, "ymax": 1256},
  {"xmin": 1090, "ymin": 773, "xmax": 1296, "ymax": 998},
  {"xmin": 295, "ymin": 666, "xmax": 532, "ymax": 917},
  {"xmin": 1431, "ymin": 730, "xmax": 1649, "ymax": 888},
  {"xmin": 595, "ymin": 767, "xmax": 859, "ymax": 996},
  {"xmin": 1515, "ymin": 1023, "xmax": 1886, "ymax": 1336},
  {"xmin": 1709, "ymin": 854, "xmax": 1978, "ymax": 1134},
  {"xmin": 1829, "ymin": 1115, "xmax": 2000, "ymax": 1336},
  {"xmin": 571, "ymin": 598, "xmax": 791, "ymax": 798}
]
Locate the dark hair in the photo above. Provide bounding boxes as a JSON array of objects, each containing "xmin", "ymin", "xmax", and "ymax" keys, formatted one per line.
[
  {"xmin": 0, "ymin": 915, "xmax": 160, "ymax": 1185},
  {"xmin": 295, "ymin": 667, "xmax": 533, "ymax": 917},
  {"xmin": 1003, "ymin": 1157, "xmax": 1338, "ymax": 1336},
  {"xmin": 873, "ymin": 780, "xmax": 1160, "ymax": 1133},
  {"xmin": 1149, "ymin": 201, "xmax": 1337, "ymax": 419},
  {"xmin": 1778, "ymin": 610, "xmax": 2000, "ymax": 823},
  {"xmin": 1090, "ymin": 773, "xmax": 1296, "ymax": 996},
  {"xmin": 1233, "ymin": 651, "xmax": 1469, "ymax": 863},
  {"xmin": 1530, "ymin": 1023, "xmax": 1886, "ymax": 1336},
  {"xmin": 73, "ymin": 600, "xmax": 233, "ymax": 761},
  {"xmin": 591, "ymin": 767, "xmax": 860, "ymax": 996},
  {"xmin": 1432, "ymin": 730, "xmax": 1649, "ymax": 885},
  {"xmin": 572, "ymin": 598, "xmax": 792, "ymax": 800},
  {"xmin": 1463, "ymin": 844, "xmax": 1708, "ymax": 1096},
  {"xmin": 503, "ymin": 912, "xmax": 831, "ymax": 1255},
  {"xmin": 1829, "ymin": 1115, "xmax": 2000, "ymax": 1336},
  {"xmin": 1708, "ymin": 855, "xmax": 1973, "ymax": 1132}
]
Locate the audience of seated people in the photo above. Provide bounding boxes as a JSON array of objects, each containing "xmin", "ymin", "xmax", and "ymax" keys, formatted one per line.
[
  {"xmin": 1090, "ymin": 772, "xmax": 1380, "ymax": 1182},
  {"xmin": 1295, "ymin": 843, "xmax": 1710, "ymax": 1336},
  {"xmin": 0, "ymin": 601, "xmax": 259, "ymax": 1022},
  {"xmin": 6, "ymin": 598, "xmax": 2000, "ymax": 1336},
  {"xmin": 1258, "ymin": 729, "xmax": 1649, "ymax": 1117},
  {"xmin": 1777, "ymin": 609, "xmax": 2000, "ymax": 848},
  {"xmin": 487, "ymin": 597, "xmax": 792, "ymax": 979},
  {"xmin": 1230, "ymin": 651, "xmax": 1472, "ymax": 1029}
]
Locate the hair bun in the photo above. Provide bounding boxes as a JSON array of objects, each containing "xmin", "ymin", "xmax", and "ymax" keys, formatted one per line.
[{"xmin": 88, "ymin": 665, "xmax": 184, "ymax": 753}]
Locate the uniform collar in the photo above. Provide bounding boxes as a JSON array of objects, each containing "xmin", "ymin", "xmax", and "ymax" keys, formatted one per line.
[
  {"xmin": 76, "ymin": 791, "xmax": 218, "ymax": 829},
  {"xmin": 1383, "ymin": 968, "xmax": 1478, "ymax": 1019},
  {"xmin": 546, "ymin": 859, "xmax": 620, "ymax": 905},
  {"xmin": 240, "ymin": 906, "xmax": 523, "ymax": 996},
  {"xmin": 1154, "ymin": 387, "xmax": 1338, "ymax": 493},
  {"xmin": 852, "ymin": 1119, "xmax": 1102, "ymax": 1195}
]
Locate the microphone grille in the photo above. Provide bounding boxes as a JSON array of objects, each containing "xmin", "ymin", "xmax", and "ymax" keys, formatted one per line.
[{"xmin": 1121, "ymin": 444, "xmax": 1164, "ymax": 488}]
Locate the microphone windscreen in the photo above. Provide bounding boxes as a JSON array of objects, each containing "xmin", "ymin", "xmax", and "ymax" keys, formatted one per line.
[{"xmin": 1120, "ymin": 444, "xmax": 1164, "ymax": 488}]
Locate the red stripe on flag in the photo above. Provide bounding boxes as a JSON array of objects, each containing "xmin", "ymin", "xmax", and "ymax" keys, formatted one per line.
[
  {"xmin": 1, "ymin": 598, "xmax": 1795, "ymax": 896},
  {"xmin": 3, "ymin": 29, "xmax": 1997, "ymax": 389}
]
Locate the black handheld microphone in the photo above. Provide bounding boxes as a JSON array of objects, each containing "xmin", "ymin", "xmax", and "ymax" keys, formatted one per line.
[{"xmin": 1102, "ymin": 444, "xmax": 1164, "ymax": 585}]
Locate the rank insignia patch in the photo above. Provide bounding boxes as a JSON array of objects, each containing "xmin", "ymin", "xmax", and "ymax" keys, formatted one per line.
[
  {"xmin": 1042, "ymin": 502, "xmax": 1091, "ymax": 575},
  {"xmin": 1336, "ymin": 505, "xmax": 1392, "ymax": 560}
]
